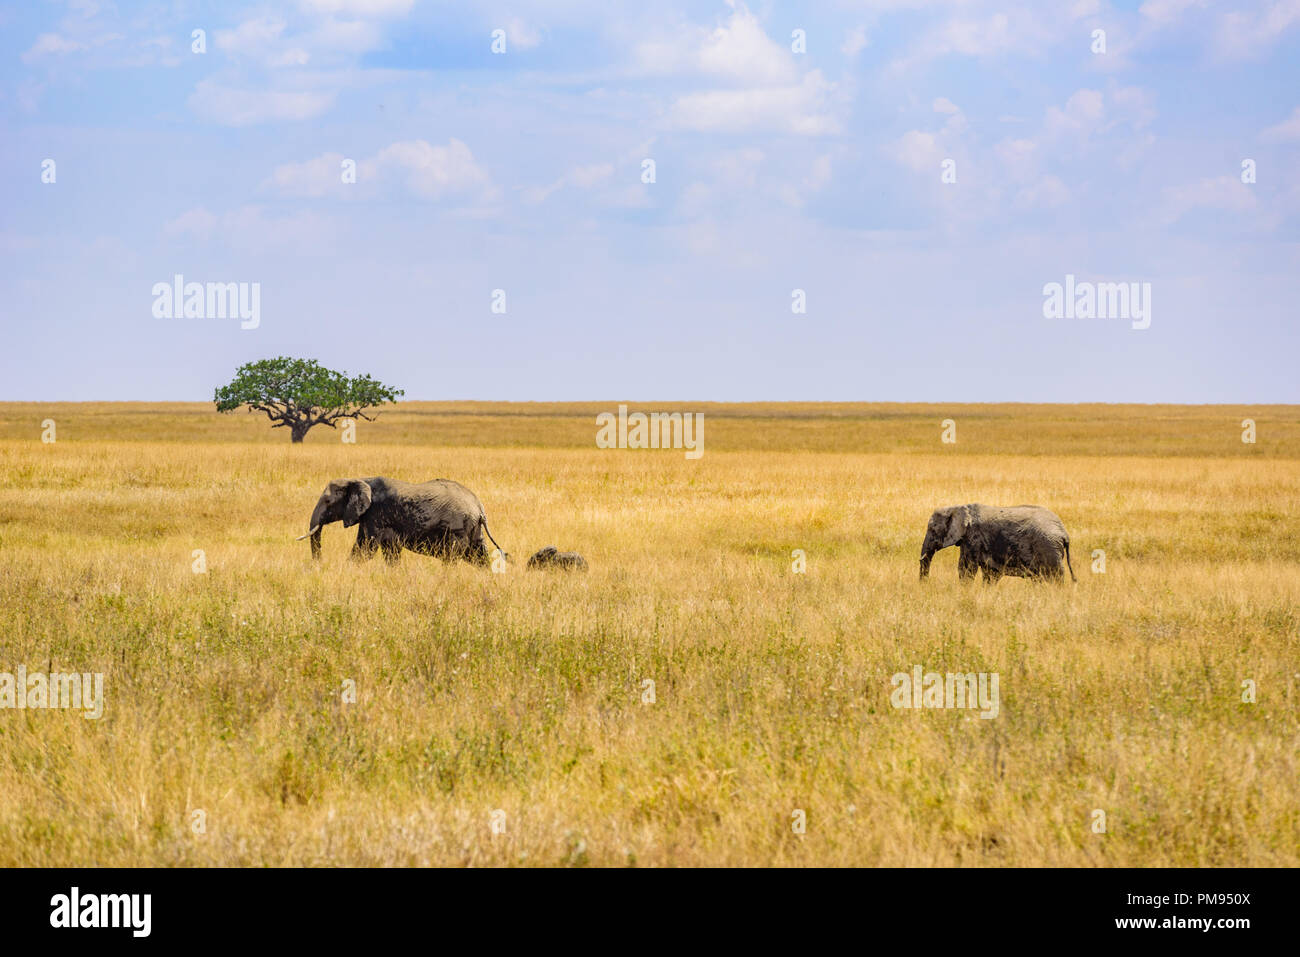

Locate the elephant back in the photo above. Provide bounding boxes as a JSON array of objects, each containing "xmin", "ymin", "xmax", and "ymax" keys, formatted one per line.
[
  {"xmin": 1000, "ymin": 504, "xmax": 1068, "ymax": 538},
  {"xmin": 418, "ymin": 478, "xmax": 487, "ymax": 525}
]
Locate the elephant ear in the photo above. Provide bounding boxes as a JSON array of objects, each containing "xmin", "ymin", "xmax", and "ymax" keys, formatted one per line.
[
  {"xmin": 342, "ymin": 481, "xmax": 372, "ymax": 527},
  {"xmin": 941, "ymin": 506, "xmax": 970, "ymax": 548}
]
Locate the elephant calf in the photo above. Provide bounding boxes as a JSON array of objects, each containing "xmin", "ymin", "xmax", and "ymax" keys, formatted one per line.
[
  {"xmin": 919, "ymin": 504, "xmax": 1076, "ymax": 583},
  {"xmin": 526, "ymin": 546, "xmax": 588, "ymax": 571},
  {"xmin": 297, "ymin": 476, "xmax": 506, "ymax": 565}
]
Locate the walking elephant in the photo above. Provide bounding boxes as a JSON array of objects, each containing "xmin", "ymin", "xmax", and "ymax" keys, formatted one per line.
[
  {"xmin": 919, "ymin": 504, "xmax": 1076, "ymax": 583},
  {"xmin": 297, "ymin": 476, "xmax": 506, "ymax": 565}
]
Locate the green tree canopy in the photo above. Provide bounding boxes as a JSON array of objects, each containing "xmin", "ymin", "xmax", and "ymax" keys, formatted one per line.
[{"xmin": 215, "ymin": 357, "xmax": 403, "ymax": 443}]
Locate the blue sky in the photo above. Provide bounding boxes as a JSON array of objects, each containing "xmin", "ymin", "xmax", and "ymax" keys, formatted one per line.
[{"xmin": 2, "ymin": 0, "xmax": 1297, "ymax": 402}]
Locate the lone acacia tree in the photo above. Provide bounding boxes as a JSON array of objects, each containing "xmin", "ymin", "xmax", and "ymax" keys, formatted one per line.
[{"xmin": 215, "ymin": 357, "xmax": 403, "ymax": 443}]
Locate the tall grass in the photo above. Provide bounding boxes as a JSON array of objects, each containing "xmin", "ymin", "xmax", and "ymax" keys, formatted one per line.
[{"xmin": 0, "ymin": 403, "xmax": 1296, "ymax": 865}]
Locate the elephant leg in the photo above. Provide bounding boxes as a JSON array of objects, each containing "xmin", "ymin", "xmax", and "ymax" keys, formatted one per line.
[
  {"xmin": 351, "ymin": 530, "xmax": 377, "ymax": 562},
  {"xmin": 958, "ymin": 548, "xmax": 979, "ymax": 581},
  {"xmin": 466, "ymin": 535, "xmax": 489, "ymax": 566},
  {"xmin": 981, "ymin": 565, "xmax": 1003, "ymax": 585},
  {"xmin": 374, "ymin": 529, "xmax": 402, "ymax": 565}
]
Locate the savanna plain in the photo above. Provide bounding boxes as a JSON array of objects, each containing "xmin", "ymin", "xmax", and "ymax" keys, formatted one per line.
[{"xmin": 0, "ymin": 401, "xmax": 1297, "ymax": 866}]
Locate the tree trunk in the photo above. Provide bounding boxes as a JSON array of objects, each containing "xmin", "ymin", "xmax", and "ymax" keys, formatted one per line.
[{"xmin": 290, "ymin": 422, "xmax": 309, "ymax": 443}]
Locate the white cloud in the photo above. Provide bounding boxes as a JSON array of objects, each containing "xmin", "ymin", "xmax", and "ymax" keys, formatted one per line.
[
  {"xmin": 889, "ymin": 95, "xmax": 967, "ymax": 174},
  {"xmin": 523, "ymin": 162, "xmax": 615, "ymax": 204},
  {"xmin": 271, "ymin": 140, "xmax": 497, "ymax": 204},
  {"xmin": 188, "ymin": 81, "xmax": 335, "ymax": 125},
  {"xmin": 932, "ymin": 13, "xmax": 1016, "ymax": 56},
  {"xmin": 634, "ymin": 5, "xmax": 797, "ymax": 85},
  {"xmin": 669, "ymin": 70, "xmax": 840, "ymax": 135},
  {"xmin": 569, "ymin": 163, "xmax": 615, "ymax": 188},
  {"xmin": 1044, "ymin": 88, "xmax": 1105, "ymax": 137},
  {"xmin": 213, "ymin": 18, "xmax": 314, "ymax": 67},
  {"xmin": 713, "ymin": 148, "xmax": 765, "ymax": 189},
  {"xmin": 888, "ymin": 8, "xmax": 1060, "ymax": 74},
  {"xmin": 268, "ymin": 152, "xmax": 351, "ymax": 197},
  {"xmin": 842, "ymin": 26, "xmax": 869, "ymax": 57},
  {"xmin": 16, "ymin": 79, "xmax": 46, "ymax": 113},
  {"xmin": 188, "ymin": 3, "xmax": 414, "ymax": 124},
  {"xmin": 1261, "ymin": 106, "xmax": 1300, "ymax": 142},
  {"xmin": 891, "ymin": 130, "xmax": 943, "ymax": 173},
  {"xmin": 1110, "ymin": 86, "xmax": 1157, "ymax": 129},
  {"xmin": 504, "ymin": 18, "xmax": 542, "ymax": 50},
  {"xmin": 892, "ymin": 11, "xmax": 1030, "ymax": 71},
  {"xmin": 678, "ymin": 181, "xmax": 717, "ymax": 218},
  {"xmin": 164, "ymin": 205, "xmax": 337, "ymax": 250},
  {"xmin": 1116, "ymin": 131, "xmax": 1157, "ymax": 169},
  {"xmin": 1139, "ymin": 0, "xmax": 1207, "ymax": 27},
  {"xmin": 163, "ymin": 207, "xmax": 219, "ymax": 240},
  {"xmin": 215, "ymin": 17, "xmax": 287, "ymax": 53},
  {"xmin": 21, "ymin": 11, "xmax": 177, "ymax": 69},
  {"xmin": 605, "ymin": 184, "xmax": 654, "ymax": 209},
  {"xmin": 995, "ymin": 138, "xmax": 1038, "ymax": 179},
  {"xmin": 987, "ymin": 86, "xmax": 1156, "ymax": 190},
  {"xmin": 305, "ymin": 17, "xmax": 386, "ymax": 55},
  {"xmin": 1162, "ymin": 175, "xmax": 1258, "ymax": 222},
  {"xmin": 641, "ymin": 7, "xmax": 843, "ymax": 135},
  {"xmin": 676, "ymin": 146, "xmax": 830, "ymax": 215},
  {"xmin": 778, "ymin": 153, "xmax": 834, "ymax": 207},
  {"xmin": 521, "ymin": 137, "xmax": 658, "ymax": 208},
  {"xmin": 697, "ymin": 8, "xmax": 797, "ymax": 84},
  {"xmin": 224, "ymin": 206, "xmax": 336, "ymax": 248},
  {"xmin": 684, "ymin": 219, "xmax": 721, "ymax": 256},
  {"xmin": 1039, "ymin": 86, "xmax": 1155, "ymax": 143},
  {"xmin": 210, "ymin": 9, "xmax": 394, "ymax": 70},
  {"xmin": 362, "ymin": 139, "xmax": 497, "ymax": 202},
  {"xmin": 270, "ymin": 48, "xmax": 312, "ymax": 67},
  {"xmin": 22, "ymin": 33, "xmax": 88, "ymax": 62},
  {"xmin": 1216, "ymin": 0, "xmax": 1300, "ymax": 59},
  {"xmin": 1014, "ymin": 175, "xmax": 1070, "ymax": 209},
  {"xmin": 298, "ymin": 0, "xmax": 414, "ymax": 16}
]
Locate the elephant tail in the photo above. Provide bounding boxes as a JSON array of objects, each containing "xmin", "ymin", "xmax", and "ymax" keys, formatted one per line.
[
  {"xmin": 1064, "ymin": 540, "xmax": 1077, "ymax": 583},
  {"xmin": 481, "ymin": 517, "xmax": 507, "ymax": 560}
]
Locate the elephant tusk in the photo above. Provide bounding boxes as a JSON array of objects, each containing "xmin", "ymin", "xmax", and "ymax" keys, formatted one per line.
[{"xmin": 295, "ymin": 524, "xmax": 321, "ymax": 541}]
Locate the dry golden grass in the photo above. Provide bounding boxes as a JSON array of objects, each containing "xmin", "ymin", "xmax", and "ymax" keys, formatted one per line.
[{"xmin": 0, "ymin": 402, "xmax": 1297, "ymax": 866}]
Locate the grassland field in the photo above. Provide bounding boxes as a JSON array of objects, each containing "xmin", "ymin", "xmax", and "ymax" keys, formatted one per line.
[{"xmin": 0, "ymin": 401, "xmax": 1297, "ymax": 866}]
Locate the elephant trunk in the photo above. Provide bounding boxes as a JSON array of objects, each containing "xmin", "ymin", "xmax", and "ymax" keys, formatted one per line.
[
  {"xmin": 307, "ymin": 500, "xmax": 328, "ymax": 560},
  {"xmin": 919, "ymin": 534, "xmax": 936, "ymax": 580}
]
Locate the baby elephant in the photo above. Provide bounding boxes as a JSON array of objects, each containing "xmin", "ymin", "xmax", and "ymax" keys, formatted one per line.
[
  {"xmin": 919, "ymin": 504, "xmax": 1076, "ymax": 584},
  {"xmin": 527, "ymin": 546, "xmax": 589, "ymax": 571}
]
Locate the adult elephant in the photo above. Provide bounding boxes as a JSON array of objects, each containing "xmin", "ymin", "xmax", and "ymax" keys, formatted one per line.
[
  {"xmin": 297, "ymin": 476, "xmax": 506, "ymax": 565},
  {"xmin": 919, "ymin": 504, "xmax": 1076, "ymax": 584}
]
